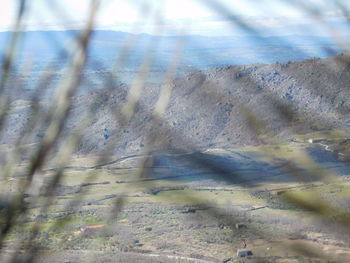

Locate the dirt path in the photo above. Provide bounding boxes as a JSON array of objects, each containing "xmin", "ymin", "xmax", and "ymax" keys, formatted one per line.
[{"xmin": 2, "ymin": 249, "xmax": 220, "ymax": 263}]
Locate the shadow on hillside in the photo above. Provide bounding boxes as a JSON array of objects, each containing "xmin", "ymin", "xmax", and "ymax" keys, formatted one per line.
[{"xmin": 138, "ymin": 145, "xmax": 350, "ymax": 185}]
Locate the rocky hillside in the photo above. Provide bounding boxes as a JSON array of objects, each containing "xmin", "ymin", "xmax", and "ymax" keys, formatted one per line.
[{"xmin": 4, "ymin": 54, "xmax": 350, "ymax": 156}]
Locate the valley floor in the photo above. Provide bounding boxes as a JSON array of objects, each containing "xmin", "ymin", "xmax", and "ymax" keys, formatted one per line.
[{"xmin": 2, "ymin": 138, "xmax": 350, "ymax": 263}]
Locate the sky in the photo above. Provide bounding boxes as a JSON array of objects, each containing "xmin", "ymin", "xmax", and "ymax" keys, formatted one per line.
[{"xmin": 1, "ymin": 0, "xmax": 350, "ymax": 36}]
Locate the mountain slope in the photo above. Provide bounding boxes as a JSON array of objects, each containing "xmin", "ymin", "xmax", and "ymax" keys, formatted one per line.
[
  {"xmin": 67, "ymin": 54, "xmax": 350, "ymax": 155},
  {"xmin": 3, "ymin": 54, "xmax": 350, "ymax": 156}
]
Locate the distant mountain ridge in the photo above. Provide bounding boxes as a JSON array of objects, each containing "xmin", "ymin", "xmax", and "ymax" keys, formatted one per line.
[{"xmin": 0, "ymin": 30, "xmax": 344, "ymax": 71}]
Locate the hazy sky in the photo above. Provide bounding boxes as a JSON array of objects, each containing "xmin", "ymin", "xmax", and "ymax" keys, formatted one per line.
[{"xmin": 1, "ymin": 0, "xmax": 350, "ymax": 36}]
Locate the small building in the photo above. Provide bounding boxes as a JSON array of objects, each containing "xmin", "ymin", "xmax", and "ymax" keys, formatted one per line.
[
  {"xmin": 235, "ymin": 223, "xmax": 247, "ymax": 229},
  {"xmin": 271, "ymin": 189, "xmax": 285, "ymax": 196},
  {"xmin": 80, "ymin": 225, "xmax": 104, "ymax": 233},
  {"xmin": 237, "ymin": 249, "xmax": 253, "ymax": 257},
  {"xmin": 308, "ymin": 138, "xmax": 327, "ymax": 144}
]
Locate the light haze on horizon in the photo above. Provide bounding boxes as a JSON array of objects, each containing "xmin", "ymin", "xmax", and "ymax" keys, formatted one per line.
[{"xmin": 0, "ymin": 0, "xmax": 349, "ymax": 37}]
